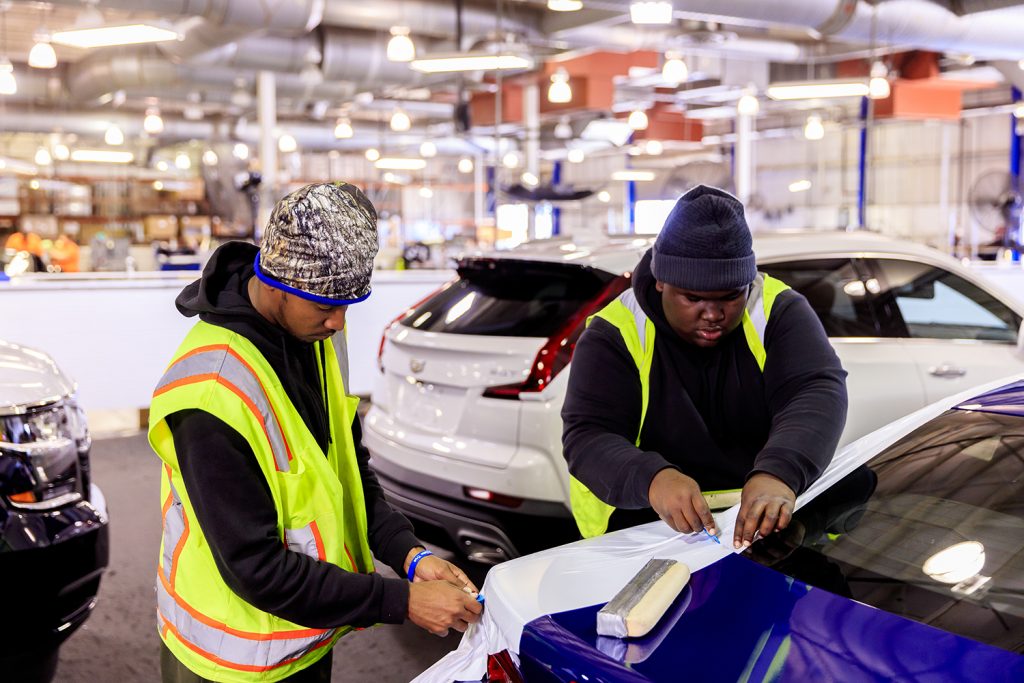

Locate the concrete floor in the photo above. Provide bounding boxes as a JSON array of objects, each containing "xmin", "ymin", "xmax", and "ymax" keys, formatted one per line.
[{"xmin": 55, "ymin": 432, "xmax": 479, "ymax": 682}]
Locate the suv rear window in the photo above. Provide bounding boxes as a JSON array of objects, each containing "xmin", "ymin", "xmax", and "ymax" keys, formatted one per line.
[
  {"xmin": 746, "ymin": 407, "xmax": 1024, "ymax": 652},
  {"xmin": 401, "ymin": 258, "xmax": 617, "ymax": 337}
]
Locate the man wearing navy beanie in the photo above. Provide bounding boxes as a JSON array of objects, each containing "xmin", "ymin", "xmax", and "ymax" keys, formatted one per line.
[{"xmin": 562, "ymin": 185, "xmax": 848, "ymax": 549}]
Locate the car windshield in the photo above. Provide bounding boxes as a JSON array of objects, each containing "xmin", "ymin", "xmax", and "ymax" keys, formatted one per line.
[
  {"xmin": 746, "ymin": 407, "xmax": 1024, "ymax": 653},
  {"xmin": 400, "ymin": 258, "xmax": 617, "ymax": 337}
]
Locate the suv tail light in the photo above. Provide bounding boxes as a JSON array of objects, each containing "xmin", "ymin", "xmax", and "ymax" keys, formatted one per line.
[
  {"xmin": 486, "ymin": 650, "xmax": 525, "ymax": 683},
  {"xmin": 482, "ymin": 274, "xmax": 630, "ymax": 399},
  {"xmin": 377, "ymin": 280, "xmax": 457, "ymax": 372}
]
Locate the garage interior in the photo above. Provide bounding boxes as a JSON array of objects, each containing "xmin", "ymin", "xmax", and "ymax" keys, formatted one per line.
[{"xmin": 2, "ymin": 1, "xmax": 1024, "ymax": 682}]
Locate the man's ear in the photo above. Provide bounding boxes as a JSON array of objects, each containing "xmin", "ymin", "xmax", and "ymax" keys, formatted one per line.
[{"xmin": 655, "ymin": 280, "xmax": 665, "ymax": 293}]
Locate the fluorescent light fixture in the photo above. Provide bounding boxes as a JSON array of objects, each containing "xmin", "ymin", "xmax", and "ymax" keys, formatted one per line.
[
  {"xmin": 29, "ymin": 39, "xmax": 58, "ymax": 69},
  {"xmin": 788, "ymin": 179, "xmax": 812, "ymax": 192},
  {"xmin": 334, "ymin": 118, "xmax": 353, "ymax": 139},
  {"xmin": 627, "ymin": 108, "xmax": 649, "ymax": 131},
  {"xmin": 0, "ymin": 157, "xmax": 38, "ymax": 174},
  {"xmin": 548, "ymin": 69, "xmax": 572, "ymax": 104},
  {"xmin": 375, "ymin": 157, "xmax": 427, "ymax": 170},
  {"xmin": 0, "ymin": 58, "xmax": 17, "ymax": 96},
  {"xmin": 803, "ymin": 114, "xmax": 824, "ymax": 140},
  {"xmin": 567, "ymin": 148, "xmax": 585, "ymax": 163},
  {"xmin": 410, "ymin": 52, "xmax": 534, "ymax": 74},
  {"xmin": 143, "ymin": 108, "xmax": 164, "ymax": 134},
  {"xmin": 419, "ymin": 141, "xmax": 437, "ymax": 158},
  {"xmin": 767, "ymin": 80, "xmax": 870, "ymax": 100},
  {"xmin": 548, "ymin": 0, "xmax": 583, "ymax": 10},
  {"xmin": 630, "ymin": 1, "xmax": 673, "ymax": 24},
  {"xmin": 52, "ymin": 23, "xmax": 179, "ymax": 49},
  {"xmin": 387, "ymin": 27, "xmax": 415, "ymax": 62},
  {"xmin": 278, "ymin": 134, "xmax": 297, "ymax": 153},
  {"xmin": 662, "ymin": 53, "xmax": 688, "ymax": 84},
  {"xmin": 70, "ymin": 149, "xmax": 134, "ymax": 163},
  {"xmin": 390, "ymin": 109, "xmax": 411, "ymax": 132},
  {"xmin": 612, "ymin": 170, "xmax": 656, "ymax": 181},
  {"xmin": 457, "ymin": 157, "xmax": 474, "ymax": 173},
  {"xmin": 104, "ymin": 125, "xmax": 124, "ymax": 146},
  {"xmin": 581, "ymin": 118, "xmax": 634, "ymax": 146}
]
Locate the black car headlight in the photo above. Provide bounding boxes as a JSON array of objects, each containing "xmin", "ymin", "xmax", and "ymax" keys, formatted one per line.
[{"xmin": 0, "ymin": 397, "xmax": 91, "ymax": 510}]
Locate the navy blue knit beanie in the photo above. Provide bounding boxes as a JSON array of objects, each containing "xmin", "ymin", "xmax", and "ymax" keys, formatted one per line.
[{"xmin": 651, "ymin": 184, "xmax": 756, "ymax": 291}]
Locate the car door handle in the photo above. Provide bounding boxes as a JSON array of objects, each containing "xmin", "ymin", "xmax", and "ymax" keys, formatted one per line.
[{"xmin": 929, "ymin": 364, "xmax": 966, "ymax": 378}]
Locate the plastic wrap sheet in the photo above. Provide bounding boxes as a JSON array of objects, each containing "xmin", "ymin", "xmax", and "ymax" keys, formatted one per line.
[{"xmin": 413, "ymin": 372, "xmax": 1024, "ymax": 683}]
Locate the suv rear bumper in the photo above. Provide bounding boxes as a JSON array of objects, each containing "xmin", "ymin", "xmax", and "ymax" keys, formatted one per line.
[{"xmin": 373, "ymin": 462, "xmax": 579, "ymax": 563}]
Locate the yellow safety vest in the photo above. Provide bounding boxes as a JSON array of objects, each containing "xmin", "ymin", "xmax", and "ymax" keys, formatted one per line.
[
  {"xmin": 148, "ymin": 321, "xmax": 374, "ymax": 683},
  {"xmin": 569, "ymin": 273, "xmax": 791, "ymax": 538}
]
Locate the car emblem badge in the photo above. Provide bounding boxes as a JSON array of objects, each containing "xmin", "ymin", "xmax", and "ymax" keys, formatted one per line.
[{"xmin": 410, "ymin": 358, "xmax": 426, "ymax": 373}]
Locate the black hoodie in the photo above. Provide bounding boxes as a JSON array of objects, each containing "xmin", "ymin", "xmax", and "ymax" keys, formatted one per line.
[
  {"xmin": 561, "ymin": 250, "xmax": 848, "ymax": 532},
  {"xmin": 166, "ymin": 241, "xmax": 418, "ymax": 628}
]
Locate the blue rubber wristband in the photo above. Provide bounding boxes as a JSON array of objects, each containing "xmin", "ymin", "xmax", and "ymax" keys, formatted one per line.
[{"xmin": 406, "ymin": 549, "xmax": 433, "ymax": 582}]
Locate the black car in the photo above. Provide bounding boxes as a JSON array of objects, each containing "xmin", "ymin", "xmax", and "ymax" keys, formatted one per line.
[{"xmin": 0, "ymin": 340, "xmax": 110, "ymax": 682}]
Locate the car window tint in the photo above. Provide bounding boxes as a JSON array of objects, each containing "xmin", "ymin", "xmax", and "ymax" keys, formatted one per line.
[
  {"xmin": 746, "ymin": 407, "xmax": 1024, "ymax": 653},
  {"xmin": 758, "ymin": 259, "xmax": 880, "ymax": 337},
  {"xmin": 870, "ymin": 258, "xmax": 1021, "ymax": 342},
  {"xmin": 401, "ymin": 259, "xmax": 617, "ymax": 337}
]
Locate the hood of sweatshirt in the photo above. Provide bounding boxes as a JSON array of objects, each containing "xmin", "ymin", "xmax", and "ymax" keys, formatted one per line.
[{"xmin": 175, "ymin": 240, "xmax": 331, "ymax": 451}]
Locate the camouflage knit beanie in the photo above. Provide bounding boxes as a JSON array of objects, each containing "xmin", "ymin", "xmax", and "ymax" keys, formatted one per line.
[{"xmin": 255, "ymin": 182, "xmax": 379, "ymax": 305}]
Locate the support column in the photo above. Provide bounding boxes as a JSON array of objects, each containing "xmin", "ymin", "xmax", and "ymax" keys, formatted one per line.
[
  {"xmin": 939, "ymin": 122, "xmax": 954, "ymax": 253},
  {"xmin": 257, "ymin": 71, "xmax": 278, "ymax": 238},
  {"xmin": 551, "ymin": 161, "xmax": 562, "ymax": 236},
  {"xmin": 735, "ymin": 111, "xmax": 754, "ymax": 204},
  {"xmin": 857, "ymin": 96, "xmax": 869, "ymax": 229}
]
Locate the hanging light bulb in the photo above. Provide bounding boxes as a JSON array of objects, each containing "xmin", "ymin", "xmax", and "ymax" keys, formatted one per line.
[
  {"xmin": 334, "ymin": 117, "xmax": 353, "ymax": 139},
  {"xmin": 644, "ymin": 139, "xmax": 663, "ymax": 155},
  {"xmin": 365, "ymin": 148, "xmax": 380, "ymax": 162},
  {"xmin": 418, "ymin": 186, "xmax": 434, "ymax": 198},
  {"xmin": 175, "ymin": 151, "xmax": 192, "ymax": 170},
  {"xmin": 567, "ymin": 148, "xmax": 585, "ymax": 163},
  {"xmin": 53, "ymin": 143, "xmax": 70, "ymax": 161},
  {"xmin": 597, "ymin": 190, "xmax": 611, "ymax": 203},
  {"xmin": 521, "ymin": 171, "xmax": 539, "ymax": 187},
  {"xmin": 804, "ymin": 114, "xmax": 825, "ymax": 140},
  {"xmin": 278, "ymin": 133, "xmax": 298, "ymax": 153},
  {"xmin": 547, "ymin": 68, "xmax": 572, "ymax": 104},
  {"xmin": 627, "ymin": 108, "xmax": 649, "ymax": 130},
  {"xmin": 202, "ymin": 149, "xmax": 218, "ymax": 166},
  {"xmin": 737, "ymin": 86, "xmax": 760, "ymax": 116},
  {"xmin": 390, "ymin": 108, "xmax": 411, "ymax": 132},
  {"xmin": 554, "ymin": 116, "xmax": 572, "ymax": 140},
  {"xmin": 419, "ymin": 141, "xmax": 437, "ymax": 158},
  {"xmin": 143, "ymin": 107, "xmax": 164, "ymax": 135},
  {"xmin": 502, "ymin": 151, "xmax": 520, "ymax": 168},
  {"xmin": 232, "ymin": 142, "xmax": 249, "ymax": 160},
  {"xmin": 868, "ymin": 60, "xmax": 891, "ymax": 100},
  {"xmin": 105, "ymin": 124, "xmax": 124, "ymax": 145},
  {"xmin": 457, "ymin": 157, "xmax": 474, "ymax": 173},
  {"xmin": 387, "ymin": 26, "xmax": 415, "ymax": 62},
  {"xmin": 29, "ymin": 33, "xmax": 57, "ymax": 69},
  {"xmin": 661, "ymin": 52, "xmax": 688, "ymax": 85},
  {"xmin": 0, "ymin": 57, "xmax": 17, "ymax": 96},
  {"xmin": 34, "ymin": 147, "xmax": 52, "ymax": 166}
]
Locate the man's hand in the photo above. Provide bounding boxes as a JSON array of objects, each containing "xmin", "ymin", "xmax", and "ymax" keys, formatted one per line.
[
  {"xmin": 648, "ymin": 468, "xmax": 716, "ymax": 535},
  {"xmin": 408, "ymin": 552, "xmax": 479, "ymax": 594},
  {"xmin": 407, "ymin": 582, "xmax": 483, "ymax": 637},
  {"xmin": 734, "ymin": 473, "xmax": 795, "ymax": 550}
]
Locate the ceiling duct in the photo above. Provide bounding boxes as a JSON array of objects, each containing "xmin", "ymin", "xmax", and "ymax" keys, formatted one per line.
[{"xmin": 321, "ymin": 0, "xmax": 541, "ymax": 42}]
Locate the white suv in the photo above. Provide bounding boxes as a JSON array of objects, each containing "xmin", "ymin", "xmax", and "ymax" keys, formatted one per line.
[{"xmin": 364, "ymin": 231, "xmax": 1024, "ymax": 563}]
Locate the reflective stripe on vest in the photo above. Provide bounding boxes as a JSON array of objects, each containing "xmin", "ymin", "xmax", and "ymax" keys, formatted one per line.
[
  {"xmin": 157, "ymin": 468, "xmax": 339, "ymax": 671},
  {"xmin": 154, "ymin": 344, "xmax": 293, "ymax": 472},
  {"xmin": 569, "ymin": 274, "xmax": 791, "ymax": 538}
]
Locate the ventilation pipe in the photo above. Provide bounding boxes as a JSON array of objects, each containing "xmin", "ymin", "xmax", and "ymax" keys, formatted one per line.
[{"xmin": 321, "ymin": 0, "xmax": 541, "ymax": 41}]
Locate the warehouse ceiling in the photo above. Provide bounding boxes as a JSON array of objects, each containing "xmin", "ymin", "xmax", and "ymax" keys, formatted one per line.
[{"xmin": 0, "ymin": 0, "xmax": 1022, "ymax": 164}]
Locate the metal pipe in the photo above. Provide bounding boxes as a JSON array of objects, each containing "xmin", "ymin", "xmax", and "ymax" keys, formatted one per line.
[{"xmin": 257, "ymin": 71, "xmax": 278, "ymax": 237}]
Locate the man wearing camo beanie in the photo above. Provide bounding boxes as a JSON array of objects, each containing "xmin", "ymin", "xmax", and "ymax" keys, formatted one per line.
[{"xmin": 150, "ymin": 183, "xmax": 481, "ymax": 682}]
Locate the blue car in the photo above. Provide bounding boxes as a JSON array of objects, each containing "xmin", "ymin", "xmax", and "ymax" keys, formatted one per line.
[{"xmin": 420, "ymin": 375, "xmax": 1024, "ymax": 683}]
